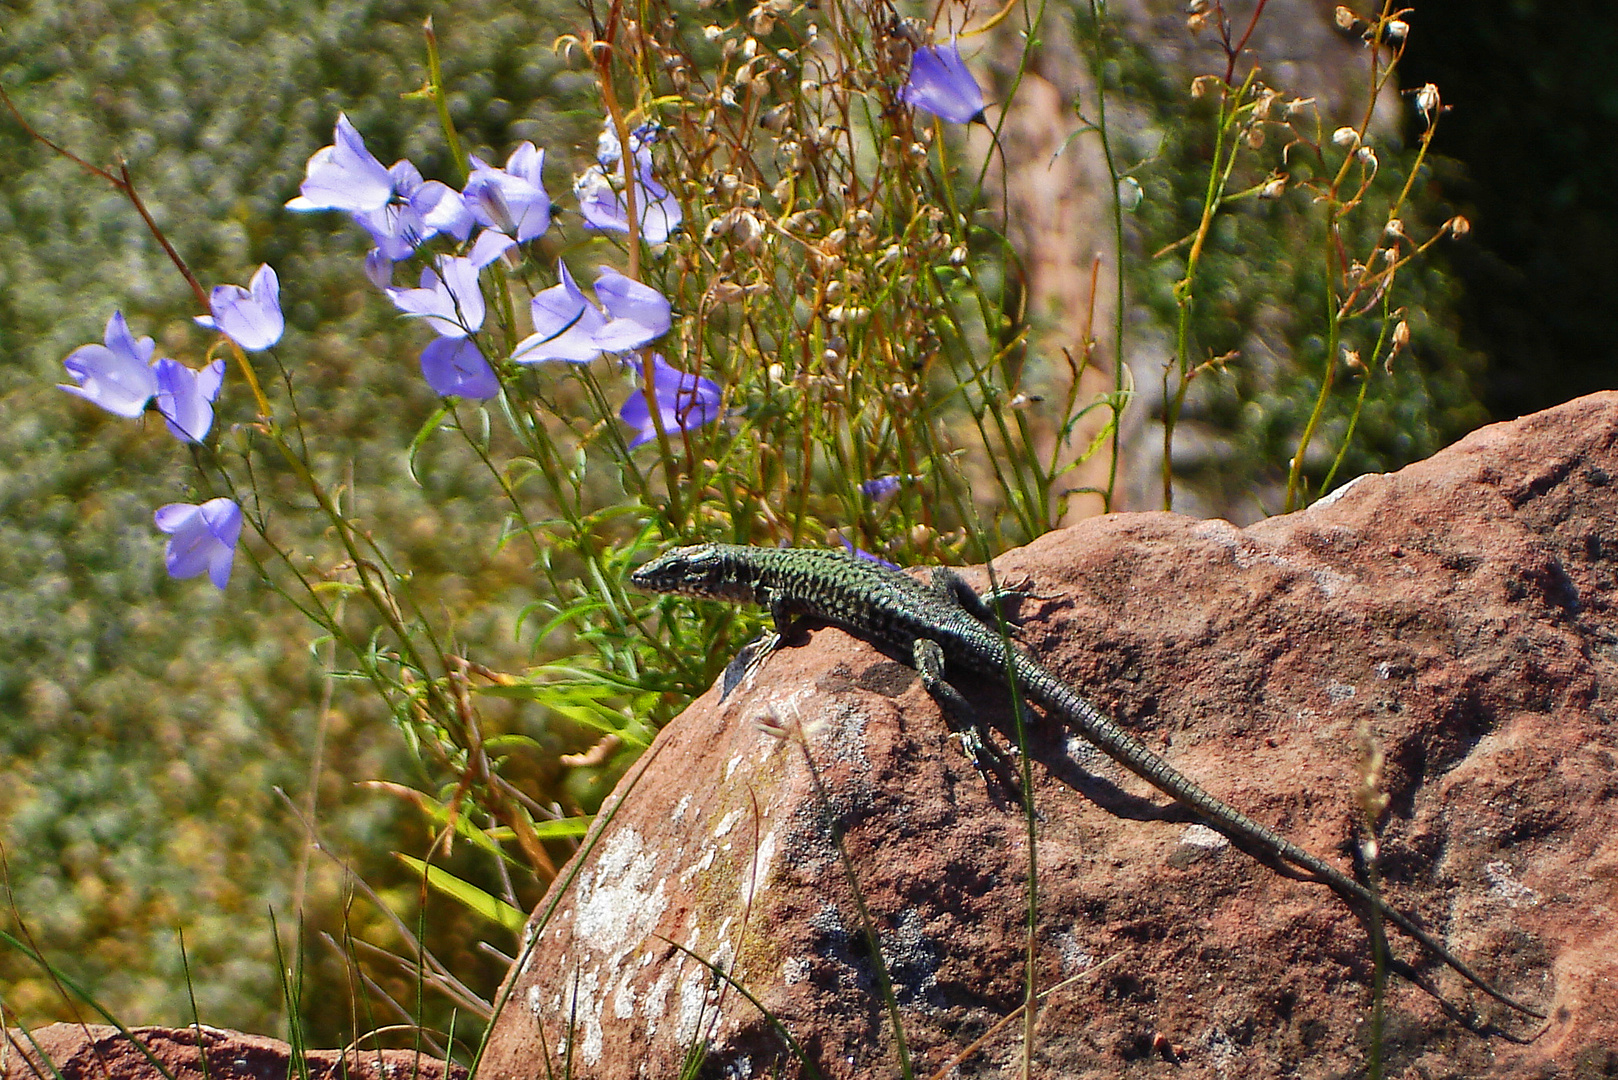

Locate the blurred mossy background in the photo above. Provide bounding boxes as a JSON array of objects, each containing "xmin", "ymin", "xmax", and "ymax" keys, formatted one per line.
[
  {"xmin": 0, "ymin": 0, "xmax": 608, "ymax": 1042},
  {"xmin": 0, "ymin": 0, "xmax": 1611, "ymax": 1048}
]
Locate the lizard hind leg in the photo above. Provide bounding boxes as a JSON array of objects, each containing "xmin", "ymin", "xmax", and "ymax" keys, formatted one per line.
[
  {"xmin": 912, "ymin": 637, "xmax": 1021, "ymax": 794},
  {"xmin": 929, "ymin": 567, "xmax": 1028, "ymax": 629}
]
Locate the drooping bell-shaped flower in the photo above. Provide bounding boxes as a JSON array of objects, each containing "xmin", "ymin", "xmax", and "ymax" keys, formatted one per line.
[
  {"xmin": 619, "ymin": 355, "xmax": 722, "ymax": 447},
  {"xmin": 59, "ymin": 311, "xmax": 161, "ymax": 418},
  {"xmin": 419, "ymin": 338, "xmax": 499, "ymax": 400},
  {"xmin": 463, "ymin": 143, "xmax": 553, "ymax": 243},
  {"xmin": 386, "ymin": 256, "xmax": 486, "ymax": 338},
  {"xmin": 154, "ymin": 358, "xmax": 226, "ymax": 443},
  {"xmin": 197, "ymin": 264, "xmax": 284, "ymax": 351},
  {"xmin": 286, "ymin": 113, "xmax": 396, "ymax": 214},
  {"xmin": 513, "ymin": 263, "xmax": 608, "ymax": 364},
  {"xmin": 575, "ymin": 123, "xmax": 683, "ymax": 245},
  {"xmin": 154, "ymin": 497, "xmax": 243, "ymax": 590},
  {"xmin": 512, "ymin": 264, "xmax": 671, "ymax": 364},
  {"xmin": 901, "ymin": 41, "xmax": 986, "ymax": 125}
]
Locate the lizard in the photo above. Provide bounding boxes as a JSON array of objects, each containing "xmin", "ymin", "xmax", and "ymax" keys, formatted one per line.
[{"xmin": 630, "ymin": 541, "xmax": 1543, "ymax": 1019}]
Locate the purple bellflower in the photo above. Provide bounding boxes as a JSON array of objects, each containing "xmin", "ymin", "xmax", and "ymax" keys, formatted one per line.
[
  {"xmin": 575, "ymin": 124, "xmax": 683, "ymax": 245},
  {"xmin": 387, "ymin": 256, "xmax": 486, "ymax": 337},
  {"xmin": 196, "ymin": 264, "xmax": 284, "ymax": 351},
  {"xmin": 861, "ymin": 475, "xmax": 903, "ymax": 500},
  {"xmin": 901, "ymin": 41, "xmax": 986, "ymax": 125},
  {"xmin": 59, "ymin": 311, "xmax": 161, "ymax": 418},
  {"xmin": 154, "ymin": 358, "xmax": 226, "ymax": 443},
  {"xmin": 463, "ymin": 143, "xmax": 553, "ymax": 243},
  {"xmin": 838, "ymin": 535, "xmax": 902, "ymax": 570},
  {"xmin": 386, "ymin": 255, "xmax": 499, "ymax": 398},
  {"xmin": 355, "ymin": 160, "xmax": 473, "ymax": 261},
  {"xmin": 420, "ymin": 338, "xmax": 499, "ymax": 400},
  {"xmin": 512, "ymin": 264, "xmax": 671, "ymax": 364},
  {"xmin": 154, "ymin": 497, "xmax": 243, "ymax": 590},
  {"xmin": 619, "ymin": 354, "xmax": 722, "ymax": 447},
  {"xmin": 286, "ymin": 113, "xmax": 395, "ymax": 214},
  {"xmin": 575, "ymin": 165, "xmax": 684, "ymax": 245},
  {"xmin": 513, "ymin": 263, "xmax": 605, "ymax": 364}
]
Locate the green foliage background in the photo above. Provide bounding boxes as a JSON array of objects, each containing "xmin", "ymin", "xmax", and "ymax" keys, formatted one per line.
[{"xmin": 0, "ymin": 0, "xmax": 603, "ymax": 1040}]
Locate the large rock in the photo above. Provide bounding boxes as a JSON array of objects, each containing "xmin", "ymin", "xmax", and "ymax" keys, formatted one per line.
[{"xmin": 481, "ymin": 393, "xmax": 1618, "ymax": 1078}]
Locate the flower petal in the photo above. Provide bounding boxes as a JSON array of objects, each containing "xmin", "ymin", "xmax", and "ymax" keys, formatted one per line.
[
  {"xmin": 386, "ymin": 256, "xmax": 485, "ymax": 337},
  {"xmin": 286, "ymin": 113, "xmax": 395, "ymax": 213},
  {"xmin": 592, "ymin": 268, "xmax": 671, "ymax": 351},
  {"xmin": 467, "ymin": 229, "xmax": 517, "ymax": 269},
  {"xmin": 420, "ymin": 338, "xmax": 500, "ymax": 399}
]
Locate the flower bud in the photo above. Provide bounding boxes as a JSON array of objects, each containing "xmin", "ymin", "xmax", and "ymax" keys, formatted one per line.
[
  {"xmin": 1333, "ymin": 5, "xmax": 1357, "ymax": 30},
  {"xmin": 1259, "ymin": 175, "xmax": 1287, "ymax": 199},
  {"xmin": 1414, "ymin": 82, "xmax": 1441, "ymax": 125},
  {"xmin": 1386, "ymin": 319, "xmax": 1410, "ymax": 372},
  {"xmin": 1117, "ymin": 176, "xmax": 1143, "ymax": 211},
  {"xmin": 1382, "ymin": 19, "xmax": 1408, "ymax": 43},
  {"xmin": 1332, "ymin": 126, "xmax": 1360, "ymax": 148},
  {"xmin": 1446, "ymin": 214, "xmax": 1472, "ymax": 237}
]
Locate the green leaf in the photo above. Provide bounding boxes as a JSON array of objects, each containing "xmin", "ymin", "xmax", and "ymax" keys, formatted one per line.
[
  {"xmin": 396, "ymin": 854, "xmax": 527, "ymax": 932},
  {"xmin": 405, "ymin": 402, "xmax": 455, "ymax": 486}
]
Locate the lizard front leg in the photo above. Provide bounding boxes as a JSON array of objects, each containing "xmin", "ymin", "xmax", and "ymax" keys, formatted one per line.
[{"xmin": 718, "ymin": 592, "xmax": 795, "ymax": 700}]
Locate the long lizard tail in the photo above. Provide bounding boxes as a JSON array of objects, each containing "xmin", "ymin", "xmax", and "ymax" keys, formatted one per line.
[{"xmin": 1023, "ymin": 664, "xmax": 1543, "ymax": 1019}]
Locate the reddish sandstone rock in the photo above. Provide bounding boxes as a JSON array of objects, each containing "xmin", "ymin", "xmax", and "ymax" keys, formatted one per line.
[
  {"xmin": 1, "ymin": 1025, "xmax": 465, "ymax": 1080},
  {"xmin": 481, "ymin": 394, "xmax": 1618, "ymax": 1078}
]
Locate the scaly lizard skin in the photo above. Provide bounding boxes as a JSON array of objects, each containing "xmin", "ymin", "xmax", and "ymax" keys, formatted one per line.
[{"xmin": 631, "ymin": 542, "xmax": 1542, "ymax": 1019}]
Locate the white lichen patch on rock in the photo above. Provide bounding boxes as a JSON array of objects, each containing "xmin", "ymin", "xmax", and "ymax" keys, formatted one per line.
[
  {"xmin": 574, "ymin": 828, "xmax": 669, "ymax": 966},
  {"xmin": 1179, "ymin": 823, "xmax": 1229, "ymax": 851},
  {"xmin": 1484, "ymin": 859, "xmax": 1540, "ymax": 907},
  {"xmin": 674, "ymin": 962, "xmax": 717, "ymax": 1046},
  {"xmin": 713, "ymin": 808, "xmax": 743, "ymax": 838},
  {"xmin": 553, "ymin": 966, "xmax": 604, "ymax": 1065}
]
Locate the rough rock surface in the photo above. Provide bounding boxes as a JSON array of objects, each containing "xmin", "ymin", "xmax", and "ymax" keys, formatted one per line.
[
  {"xmin": 1, "ymin": 1025, "xmax": 464, "ymax": 1080},
  {"xmin": 481, "ymin": 394, "xmax": 1618, "ymax": 1079}
]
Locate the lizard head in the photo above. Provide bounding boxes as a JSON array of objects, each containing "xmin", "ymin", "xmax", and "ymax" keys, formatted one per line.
[{"xmin": 630, "ymin": 543, "xmax": 756, "ymax": 601}]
